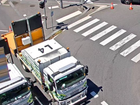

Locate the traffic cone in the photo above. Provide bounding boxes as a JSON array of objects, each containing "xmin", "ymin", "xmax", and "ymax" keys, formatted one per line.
[
  {"xmin": 110, "ymin": 2, "xmax": 114, "ymax": 9},
  {"xmin": 9, "ymin": 26, "xmax": 12, "ymax": 32},
  {"xmin": 129, "ymin": 3, "xmax": 133, "ymax": 10}
]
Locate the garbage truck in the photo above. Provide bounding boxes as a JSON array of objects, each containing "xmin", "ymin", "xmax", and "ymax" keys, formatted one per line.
[
  {"xmin": 0, "ymin": 41, "xmax": 34, "ymax": 105},
  {"xmin": 1, "ymin": 13, "xmax": 89, "ymax": 105}
]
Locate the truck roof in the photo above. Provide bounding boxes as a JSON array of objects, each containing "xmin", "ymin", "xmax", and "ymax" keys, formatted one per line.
[
  {"xmin": 43, "ymin": 56, "xmax": 82, "ymax": 79},
  {"xmin": 23, "ymin": 39, "xmax": 63, "ymax": 59},
  {"xmin": 7, "ymin": 63, "xmax": 24, "ymax": 79},
  {"xmin": 0, "ymin": 76, "xmax": 26, "ymax": 93}
]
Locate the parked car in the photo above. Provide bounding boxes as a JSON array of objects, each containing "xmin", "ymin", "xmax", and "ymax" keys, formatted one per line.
[{"xmin": 121, "ymin": 0, "xmax": 140, "ymax": 4}]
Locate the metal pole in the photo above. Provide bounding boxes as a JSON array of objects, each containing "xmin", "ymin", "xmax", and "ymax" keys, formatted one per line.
[
  {"xmin": 23, "ymin": 14, "xmax": 33, "ymax": 45},
  {"xmin": 60, "ymin": 0, "xmax": 63, "ymax": 9},
  {"xmin": 51, "ymin": 6, "xmax": 53, "ymax": 31},
  {"xmin": 44, "ymin": 0, "xmax": 47, "ymax": 29}
]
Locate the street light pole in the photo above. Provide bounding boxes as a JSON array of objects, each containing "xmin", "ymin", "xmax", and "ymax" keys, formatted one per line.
[
  {"xmin": 44, "ymin": 0, "xmax": 47, "ymax": 29},
  {"xmin": 60, "ymin": 0, "xmax": 63, "ymax": 9}
]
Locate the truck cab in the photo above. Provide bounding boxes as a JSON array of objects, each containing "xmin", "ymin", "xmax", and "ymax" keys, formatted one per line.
[{"xmin": 43, "ymin": 56, "xmax": 88, "ymax": 105}]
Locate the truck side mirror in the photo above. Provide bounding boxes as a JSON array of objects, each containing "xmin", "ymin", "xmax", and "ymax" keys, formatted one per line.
[
  {"xmin": 49, "ymin": 83, "xmax": 53, "ymax": 91},
  {"xmin": 84, "ymin": 66, "xmax": 88, "ymax": 75}
]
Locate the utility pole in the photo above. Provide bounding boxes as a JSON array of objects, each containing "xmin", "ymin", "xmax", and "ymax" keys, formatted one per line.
[
  {"xmin": 60, "ymin": 0, "xmax": 63, "ymax": 9},
  {"xmin": 44, "ymin": 0, "xmax": 47, "ymax": 29},
  {"xmin": 39, "ymin": 0, "xmax": 47, "ymax": 29}
]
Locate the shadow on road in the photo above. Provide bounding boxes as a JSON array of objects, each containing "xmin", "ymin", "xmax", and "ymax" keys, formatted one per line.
[
  {"xmin": 31, "ymin": 86, "xmax": 50, "ymax": 105},
  {"xmin": 84, "ymin": 79, "xmax": 103, "ymax": 104}
]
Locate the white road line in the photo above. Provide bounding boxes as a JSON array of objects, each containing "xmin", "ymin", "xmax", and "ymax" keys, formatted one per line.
[
  {"xmin": 68, "ymin": 16, "xmax": 92, "ymax": 29},
  {"xmin": 56, "ymin": 11, "xmax": 82, "ymax": 23},
  {"xmin": 74, "ymin": 18, "xmax": 99, "ymax": 32},
  {"xmin": 131, "ymin": 53, "xmax": 140, "ymax": 63},
  {"xmin": 90, "ymin": 91, "xmax": 99, "ymax": 98},
  {"xmin": 90, "ymin": 25, "xmax": 117, "ymax": 41},
  {"xmin": 100, "ymin": 29, "xmax": 126, "ymax": 46},
  {"xmin": 48, "ymin": 6, "xmax": 59, "ymax": 9},
  {"xmin": 82, "ymin": 22, "xmax": 108, "ymax": 37},
  {"xmin": 0, "ymin": 30, "xmax": 8, "ymax": 32},
  {"xmin": 110, "ymin": 33, "xmax": 136, "ymax": 51},
  {"xmin": 101, "ymin": 101, "xmax": 108, "ymax": 105},
  {"xmin": 120, "ymin": 40, "xmax": 140, "ymax": 57}
]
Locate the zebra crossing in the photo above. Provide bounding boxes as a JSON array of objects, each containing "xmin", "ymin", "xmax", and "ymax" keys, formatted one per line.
[{"xmin": 56, "ymin": 11, "xmax": 140, "ymax": 63}]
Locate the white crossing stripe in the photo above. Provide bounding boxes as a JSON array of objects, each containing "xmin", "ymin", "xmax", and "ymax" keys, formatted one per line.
[
  {"xmin": 101, "ymin": 101, "xmax": 108, "ymax": 105},
  {"xmin": 68, "ymin": 16, "xmax": 92, "ymax": 29},
  {"xmin": 90, "ymin": 91, "xmax": 99, "ymax": 98},
  {"xmin": 120, "ymin": 40, "xmax": 140, "ymax": 57},
  {"xmin": 90, "ymin": 25, "xmax": 117, "ymax": 41},
  {"xmin": 82, "ymin": 22, "xmax": 108, "ymax": 37},
  {"xmin": 48, "ymin": 6, "xmax": 59, "ymax": 9},
  {"xmin": 74, "ymin": 18, "xmax": 99, "ymax": 32},
  {"xmin": 56, "ymin": 11, "xmax": 82, "ymax": 23},
  {"xmin": 100, "ymin": 29, "xmax": 126, "ymax": 46},
  {"xmin": 131, "ymin": 53, "xmax": 140, "ymax": 63},
  {"xmin": 110, "ymin": 34, "xmax": 136, "ymax": 51}
]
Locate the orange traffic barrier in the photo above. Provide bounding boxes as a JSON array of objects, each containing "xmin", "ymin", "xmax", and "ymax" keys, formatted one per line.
[
  {"xmin": 110, "ymin": 2, "xmax": 114, "ymax": 9},
  {"xmin": 9, "ymin": 26, "xmax": 12, "ymax": 32},
  {"xmin": 129, "ymin": 3, "xmax": 133, "ymax": 10}
]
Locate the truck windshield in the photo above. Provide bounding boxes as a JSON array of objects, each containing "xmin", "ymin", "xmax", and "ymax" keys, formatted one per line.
[
  {"xmin": 56, "ymin": 68, "xmax": 85, "ymax": 90},
  {"xmin": 0, "ymin": 83, "xmax": 30, "ymax": 105}
]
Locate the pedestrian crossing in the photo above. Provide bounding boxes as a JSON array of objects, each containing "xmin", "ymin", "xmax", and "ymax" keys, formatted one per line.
[{"xmin": 56, "ymin": 11, "xmax": 140, "ymax": 63}]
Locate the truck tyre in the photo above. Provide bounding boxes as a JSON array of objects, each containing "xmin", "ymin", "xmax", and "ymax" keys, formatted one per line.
[{"xmin": 20, "ymin": 60, "xmax": 30, "ymax": 72}]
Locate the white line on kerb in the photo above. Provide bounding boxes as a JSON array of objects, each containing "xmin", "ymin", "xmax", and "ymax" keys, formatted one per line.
[
  {"xmin": 48, "ymin": 6, "xmax": 59, "ymax": 9},
  {"xmin": 0, "ymin": 30, "xmax": 8, "ymax": 32},
  {"xmin": 101, "ymin": 101, "xmax": 108, "ymax": 105}
]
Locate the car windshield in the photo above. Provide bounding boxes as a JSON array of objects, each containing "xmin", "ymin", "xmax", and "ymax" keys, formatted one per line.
[
  {"xmin": 0, "ymin": 83, "xmax": 29, "ymax": 105},
  {"xmin": 56, "ymin": 67, "xmax": 85, "ymax": 90}
]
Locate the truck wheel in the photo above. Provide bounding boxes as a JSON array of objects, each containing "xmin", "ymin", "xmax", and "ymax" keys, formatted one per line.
[{"xmin": 20, "ymin": 61, "xmax": 30, "ymax": 72}]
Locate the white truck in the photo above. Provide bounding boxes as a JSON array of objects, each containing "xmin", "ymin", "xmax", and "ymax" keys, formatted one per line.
[
  {"xmin": 18, "ymin": 39, "xmax": 88, "ymax": 105},
  {"xmin": 1, "ymin": 13, "xmax": 88, "ymax": 105},
  {"xmin": 0, "ymin": 45, "xmax": 34, "ymax": 105}
]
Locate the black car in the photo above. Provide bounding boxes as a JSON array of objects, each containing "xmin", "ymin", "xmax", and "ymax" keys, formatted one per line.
[{"xmin": 121, "ymin": 0, "xmax": 140, "ymax": 4}]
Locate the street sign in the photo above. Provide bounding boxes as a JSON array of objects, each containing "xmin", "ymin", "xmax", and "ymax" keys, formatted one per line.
[{"xmin": 51, "ymin": 11, "xmax": 53, "ymax": 17}]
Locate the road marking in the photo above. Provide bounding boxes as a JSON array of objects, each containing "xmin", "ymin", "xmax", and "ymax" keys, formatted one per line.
[
  {"xmin": 100, "ymin": 29, "xmax": 126, "ymax": 46},
  {"xmin": 48, "ymin": 6, "xmax": 59, "ymax": 9},
  {"xmin": 110, "ymin": 33, "xmax": 136, "ymax": 51},
  {"xmin": 90, "ymin": 91, "xmax": 99, "ymax": 98},
  {"xmin": 0, "ymin": 30, "xmax": 8, "ymax": 32},
  {"xmin": 90, "ymin": 25, "xmax": 117, "ymax": 41},
  {"xmin": 101, "ymin": 101, "xmax": 108, "ymax": 105},
  {"xmin": 68, "ymin": 16, "xmax": 92, "ymax": 29},
  {"xmin": 82, "ymin": 22, "xmax": 108, "ymax": 37},
  {"xmin": 120, "ymin": 40, "xmax": 140, "ymax": 57},
  {"xmin": 56, "ymin": 11, "xmax": 82, "ymax": 23},
  {"xmin": 74, "ymin": 18, "xmax": 99, "ymax": 32},
  {"xmin": 131, "ymin": 53, "xmax": 140, "ymax": 63}
]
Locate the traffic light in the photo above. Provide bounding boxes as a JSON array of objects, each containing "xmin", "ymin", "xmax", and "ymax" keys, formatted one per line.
[{"xmin": 39, "ymin": 1, "xmax": 45, "ymax": 9}]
